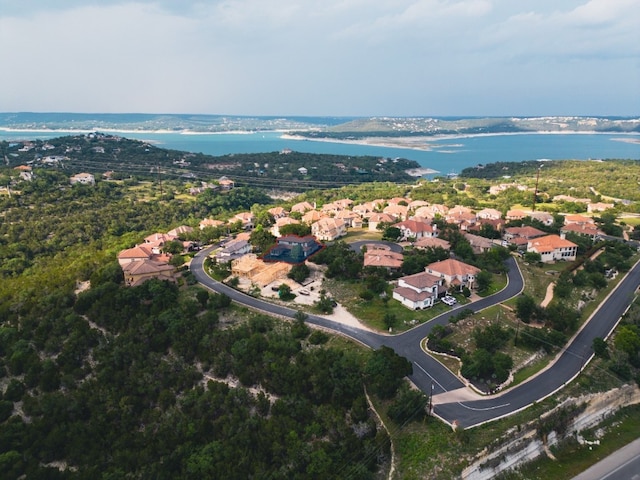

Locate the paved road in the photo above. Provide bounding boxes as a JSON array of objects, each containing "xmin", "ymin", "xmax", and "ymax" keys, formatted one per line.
[
  {"xmin": 191, "ymin": 248, "xmax": 640, "ymax": 428},
  {"xmin": 571, "ymin": 438, "xmax": 640, "ymax": 480}
]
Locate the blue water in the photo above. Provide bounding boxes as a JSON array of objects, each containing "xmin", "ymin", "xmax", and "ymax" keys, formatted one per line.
[{"xmin": 1, "ymin": 130, "xmax": 638, "ymax": 174}]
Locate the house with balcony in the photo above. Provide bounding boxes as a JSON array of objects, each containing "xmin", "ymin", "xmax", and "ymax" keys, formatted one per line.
[
  {"xmin": 425, "ymin": 258, "xmax": 481, "ymax": 291},
  {"xmin": 311, "ymin": 217, "xmax": 347, "ymax": 241},
  {"xmin": 527, "ymin": 234, "xmax": 578, "ymax": 262},
  {"xmin": 393, "ymin": 271, "xmax": 445, "ymax": 310}
]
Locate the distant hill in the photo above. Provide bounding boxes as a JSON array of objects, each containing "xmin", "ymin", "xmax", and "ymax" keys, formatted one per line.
[{"xmin": 1, "ymin": 113, "xmax": 638, "ymax": 136}]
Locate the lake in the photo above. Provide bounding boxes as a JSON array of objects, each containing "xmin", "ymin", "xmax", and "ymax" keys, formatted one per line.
[{"xmin": 1, "ymin": 129, "xmax": 638, "ymax": 174}]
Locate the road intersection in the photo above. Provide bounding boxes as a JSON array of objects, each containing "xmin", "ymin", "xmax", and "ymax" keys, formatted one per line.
[{"xmin": 191, "ymin": 248, "xmax": 640, "ymax": 428}]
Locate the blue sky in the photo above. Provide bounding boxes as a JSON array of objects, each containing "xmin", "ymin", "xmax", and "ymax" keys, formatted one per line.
[{"xmin": 1, "ymin": 0, "xmax": 638, "ymax": 116}]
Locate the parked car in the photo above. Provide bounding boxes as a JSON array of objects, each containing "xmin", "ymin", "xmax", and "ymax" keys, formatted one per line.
[
  {"xmin": 442, "ymin": 296, "xmax": 457, "ymax": 306},
  {"xmin": 298, "ymin": 289, "xmax": 310, "ymax": 295}
]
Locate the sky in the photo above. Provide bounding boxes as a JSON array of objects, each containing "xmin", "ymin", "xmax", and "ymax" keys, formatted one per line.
[{"xmin": 1, "ymin": 0, "xmax": 639, "ymax": 116}]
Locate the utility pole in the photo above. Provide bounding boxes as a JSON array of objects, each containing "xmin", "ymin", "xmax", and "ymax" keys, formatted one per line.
[{"xmin": 531, "ymin": 164, "xmax": 543, "ymax": 212}]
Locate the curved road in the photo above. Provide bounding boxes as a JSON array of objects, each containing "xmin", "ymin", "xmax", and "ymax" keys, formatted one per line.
[{"xmin": 191, "ymin": 248, "xmax": 640, "ymax": 428}]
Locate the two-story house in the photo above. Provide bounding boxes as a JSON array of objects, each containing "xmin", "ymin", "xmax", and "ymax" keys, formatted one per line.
[{"xmin": 393, "ymin": 271, "xmax": 445, "ymax": 310}]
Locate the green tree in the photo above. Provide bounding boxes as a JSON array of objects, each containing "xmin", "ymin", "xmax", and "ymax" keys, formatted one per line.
[
  {"xmin": 475, "ymin": 270, "xmax": 492, "ymax": 293},
  {"xmin": 365, "ymin": 346, "xmax": 412, "ymax": 399},
  {"xmin": 516, "ymin": 294, "xmax": 537, "ymax": 324}
]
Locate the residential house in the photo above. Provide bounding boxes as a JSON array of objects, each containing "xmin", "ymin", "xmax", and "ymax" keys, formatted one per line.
[
  {"xmin": 144, "ymin": 233, "xmax": 177, "ymax": 254},
  {"xmin": 527, "ymin": 234, "xmax": 578, "ymax": 262},
  {"xmin": 387, "ymin": 197, "xmax": 410, "ymax": 206},
  {"xmin": 321, "ymin": 201, "xmax": 345, "ymax": 215},
  {"xmin": 553, "ymin": 194, "xmax": 590, "ymax": 203},
  {"xmin": 368, "ymin": 213, "xmax": 396, "ymax": 231},
  {"xmin": 268, "ymin": 206, "xmax": 288, "ymax": 219},
  {"xmin": 334, "ymin": 198, "xmax": 354, "ymax": 209},
  {"xmin": 70, "ymin": 173, "xmax": 95, "ymax": 185},
  {"xmin": 560, "ymin": 223, "xmax": 604, "ymax": 240},
  {"xmin": 393, "ymin": 271, "xmax": 445, "ymax": 310},
  {"xmin": 408, "ymin": 200, "xmax": 430, "ymax": 210},
  {"xmin": 363, "ymin": 249, "xmax": 404, "ymax": 271},
  {"xmin": 352, "ymin": 202, "xmax": 376, "ymax": 217},
  {"xmin": 503, "ymin": 226, "xmax": 547, "ymax": 248},
  {"xmin": 263, "ymin": 235, "xmax": 323, "ymax": 263},
  {"xmin": 464, "ymin": 232, "xmax": 498, "ymax": 254},
  {"xmin": 302, "ymin": 210, "xmax": 327, "ymax": 224},
  {"xmin": 530, "ymin": 211, "xmax": 554, "ymax": 226},
  {"xmin": 445, "ymin": 209, "xmax": 477, "ymax": 230},
  {"xmin": 217, "ymin": 239, "xmax": 252, "ymax": 259},
  {"xmin": 199, "ymin": 218, "xmax": 225, "ymax": 230},
  {"xmin": 117, "ymin": 244, "xmax": 155, "ymax": 266},
  {"xmin": 414, "ymin": 204, "xmax": 448, "ymax": 218},
  {"xmin": 270, "ymin": 217, "xmax": 300, "ymax": 237},
  {"xmin": 231, "ymin": 212, "xmax": 255, "ymax": 230},
  {"xmin": 383, "ymin": 204, "xmax": 409, "ymax": 221},
  {"xmin": 334, "ymin": 210, "xmax": 363, "ymax": 228},
  {"xmin": 563, "ymin": 214, "xmax": 595, "ymax": 226},
  {"xmin": 425, "ymin": 258, "xmax": 481, "ymax": 291},
  {"xmin": 587, "ymin": 202, "xmax": 614, "ymax": 213},
  {"xmin": 394, "ymin": 219, "xmax": 437, "ymax": 241},
  {"xmin": 476, "ymin": 208, "xmax": 502, "ymax": 220},
  {"xmin": 122, "ymin": 260, "xmax": 176, "ymax": 287},
  {"xmin": 298, "ymin": 167, "xmax": 308, "ymax": 175},
  {"xmin": 167, "ymin": 225, "xmax": 194, "ymax": 238},
  {"xmin": 413, "ymin": 237, "xmax": 451, "ymax": 251},
  {"xmin": 506, "ymin": 209, "xmax": 529, "ymax": 222},
  {"xmin": 311, "ymin": 217, "xmax": 347, "ymax": 241},
  {"xmin": 218, "ymin": 176, "xmax": 234, "ymax": 190},
  {"xmin": 291, "ymin": 201, "xmax": 315, "ymax": 214}
]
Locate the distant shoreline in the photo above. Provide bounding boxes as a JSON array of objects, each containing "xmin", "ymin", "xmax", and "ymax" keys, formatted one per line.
[
  {"xmin": 281, "ymin": 131, "xmax": 640, "ymax": 152},
  {"xmin": 1, "ymin": 127, "xmax": 638, "ymax": 153}
]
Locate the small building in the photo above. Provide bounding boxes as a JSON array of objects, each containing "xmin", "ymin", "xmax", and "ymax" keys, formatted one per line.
[
  {"xmin": 218, "ymin": 176, "xmax": 235, "ymax": 190},
  {"xmin": 70, "ymin": 173, "xmax": 95, "ymax": 186}
]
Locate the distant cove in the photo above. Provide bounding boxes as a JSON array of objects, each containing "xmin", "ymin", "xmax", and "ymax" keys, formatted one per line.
[{"xmin": 1, "ymin": 130, "xmax": 638, "ymax": 175}]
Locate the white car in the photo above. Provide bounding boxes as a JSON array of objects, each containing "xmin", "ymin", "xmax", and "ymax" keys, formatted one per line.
[{"xmin": 442, "ymin": 296, "xmax": 457, "ymax": 306}]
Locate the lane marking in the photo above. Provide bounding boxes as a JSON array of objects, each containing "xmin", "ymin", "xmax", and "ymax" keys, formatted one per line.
[
  {"xmin": 413, "ymin": 361, "xmax": 447, "ymax": 392},
  {"xmin": 458, "ymin": 402, "xmax": 510, "ymax": 411}
]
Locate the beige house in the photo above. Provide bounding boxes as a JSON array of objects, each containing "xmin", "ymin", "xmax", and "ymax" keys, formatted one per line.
[
  {"xmin": 527, "ymin": 234, "xmax": 578, "ymax": 263},
  {"xmin": 311, "ymin": 217, "xmax": 347, "ymax": 241},
  {"xmin": 425, "ymin": 258, "xmax": 481, "ymax": 291},
  {"xmin": 122, "ymin": 260, "xmax": 176, "ymax": 287}
]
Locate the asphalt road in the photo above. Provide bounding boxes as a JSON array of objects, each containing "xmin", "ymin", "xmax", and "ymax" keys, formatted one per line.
[
  {"xmin": 571, "ymin": 438, "xmax": 640, "ymax": 480},
  {"xmin": 191, "ymin": 248, "xmax": 640, "ymax": 428}
]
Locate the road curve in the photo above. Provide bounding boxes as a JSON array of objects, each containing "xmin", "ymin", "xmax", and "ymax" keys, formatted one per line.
[{"xmin": 191, "ymin": 247, "xmax": 640, "ymax": 428}]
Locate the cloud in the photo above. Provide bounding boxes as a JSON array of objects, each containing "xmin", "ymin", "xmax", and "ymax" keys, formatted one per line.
[{"xmin": 0, "ymin": 0, "xmax": 638, "ymax": 115}]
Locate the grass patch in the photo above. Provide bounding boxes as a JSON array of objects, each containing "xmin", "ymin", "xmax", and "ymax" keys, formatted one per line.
[
  {"xmin": 343, "ymin": 228, "xmax": 384, "ymax": 242},
  {"xmin": 510, "ymin": 356, "xmax": 551, "ymax": 386},
  {"xmin": 322, "ymin": 278, "xmax": 454, "ymax": 332}
]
